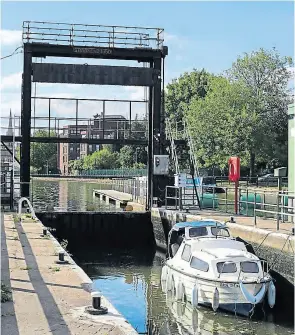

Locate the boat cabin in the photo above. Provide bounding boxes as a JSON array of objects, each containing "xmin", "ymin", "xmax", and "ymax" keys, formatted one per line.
[{"xmin": 168, "ymin": 220, "xmax": 230, "ymax": 258}]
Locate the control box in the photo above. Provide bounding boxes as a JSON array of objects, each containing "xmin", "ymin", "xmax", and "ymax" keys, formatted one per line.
[{"xmin": 153, "ymin": 155, "xmax": 169, "ymax": 175}]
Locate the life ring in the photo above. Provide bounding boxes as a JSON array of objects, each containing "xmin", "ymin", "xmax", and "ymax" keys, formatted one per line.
[
  {"xmin": 267, "ymin": 281, "xmax": 276, "ymax": 308},
  {"xmin": 191, "ymin": 284, "xmax": 199, "ymax": 308},
  {"xmin": 212, "ymin": 287, "xmax": 219, "ymax": 312}
]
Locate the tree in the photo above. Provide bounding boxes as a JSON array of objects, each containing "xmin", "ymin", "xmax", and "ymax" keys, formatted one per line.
[
  {"xmin": 68, "ymin": 159, "xmax": 84, "ymax": 174},
  {"xmin": 227, "ymin": 48, "xmax": 293, "ymax": 175},
  {"xmin": 165, "ymin": 69, "xmax": 212, "ymax": 124},
  {"xmin": 82, "ymin": 147, "xmax": 120, "ymax": 170},
  {"xmin": 30, "ymin": 130, "xmax": 58, "ymax": 173}
]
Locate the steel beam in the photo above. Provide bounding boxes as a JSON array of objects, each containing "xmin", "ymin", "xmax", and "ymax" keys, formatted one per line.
[
  {"xmin": 27, "ymin": 43, "xmax": 166, "ymax": 62},
  {"xmin": 20, "ymin": 45, "xmax": 32, "ymax": 197}
]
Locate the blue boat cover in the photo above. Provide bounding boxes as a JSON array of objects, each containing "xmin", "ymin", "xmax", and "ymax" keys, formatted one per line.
[{"xmin": 172, "ymin": 220, "xmax": 226, "ymax": 231}]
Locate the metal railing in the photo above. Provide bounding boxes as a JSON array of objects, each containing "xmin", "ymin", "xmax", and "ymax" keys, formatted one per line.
[
  {"xmin": 79, "ymin": 169, "xmax": 147, "ymax": 177},
  {"xmin": 23, "ymin": 21, "xmax": 164, "ymax": 49}
]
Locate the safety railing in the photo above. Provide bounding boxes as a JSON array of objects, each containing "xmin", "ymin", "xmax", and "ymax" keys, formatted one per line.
[
  {"xmin": 23, "ymin": 21, "xmax": 164, "ymax": 49},
  {"xmin": 79, "ymin": 169, "xmax": 147, "ymax": 177}
]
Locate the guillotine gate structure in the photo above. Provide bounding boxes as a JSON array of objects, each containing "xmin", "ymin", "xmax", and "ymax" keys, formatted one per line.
[{"xmin": 17, "ymin": 21, "xmax": 168, "ymax": 210}]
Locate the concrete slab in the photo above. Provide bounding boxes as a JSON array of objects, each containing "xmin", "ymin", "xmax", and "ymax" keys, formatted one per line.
[{"xmin": 1, "ymin": 213, "xmax": 138, "ymax": 335}]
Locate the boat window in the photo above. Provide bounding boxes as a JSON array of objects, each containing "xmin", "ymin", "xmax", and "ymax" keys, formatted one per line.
[
  {"xmin": 241, "ymin": 261, "xmax": 259, "ymax": 273},
  {"xmin": 217, "ymin": 262, "xmax": 237, "ymax": 273},
  {"xmin": 189, "ymin": 227, "xmax": 208, "ymax": 237},
  {"xmin": 190, "ymin": 257, "xmax": 209, "ymax": 272},
  {"xmin": 211, "ymin": 227, "xmax": 230, "ymax": 237},
  {"xmin": 181, "ymin": 244, "xmax": 191, "ymax": 262}
]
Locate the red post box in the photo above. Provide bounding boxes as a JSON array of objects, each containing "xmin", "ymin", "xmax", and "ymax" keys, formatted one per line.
[{"xmin": 228, "ymin": 157, "xmax": 240, "ymax": 182}]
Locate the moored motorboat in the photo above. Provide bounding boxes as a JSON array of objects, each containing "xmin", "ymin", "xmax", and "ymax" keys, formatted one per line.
[{"xmin": 161, "ymin": 220, "xmax": 276, "ymax": 317}]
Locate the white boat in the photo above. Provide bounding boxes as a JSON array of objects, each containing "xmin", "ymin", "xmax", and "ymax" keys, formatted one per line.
[{"xmin": 161, "ymin": 220, "xmax": 276, "ymax": 317}]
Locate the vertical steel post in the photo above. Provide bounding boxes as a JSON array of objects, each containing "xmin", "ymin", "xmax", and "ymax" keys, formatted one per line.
[
  {"xmin": 276, "ymin": 192, "xmax": 280, "ymax": 230},
  {"xmin": 102, "ymin": 100, "xmax": 105, "ymax": 140},
  {"xmin": 20, "ymin": 44, "xmax": 32, "ymax": 197},
  {"xmin": 48, "ymin": 98, "xmax": 51, "ymax": 137},
  {"xmin": 129, "ymin": 101, "xmax": 132, "ymax": 137},
  {"xmin": 76, "ymin": 99, "xmax": 78, "ymax": 136},
  {"xmin": 147, "ymin": 61, "xmax": 154, "ymax": 211}
]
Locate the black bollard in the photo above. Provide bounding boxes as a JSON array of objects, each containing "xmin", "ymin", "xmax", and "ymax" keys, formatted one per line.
[
  {"xmin": 43, "ymin": 228, "xmax": 47, "ymax": 236},
  {"xmin": 59, "ymin": 252, "xmax": 64, "ymax": 262},
  {"xmin": 85, "ymin": 292, "xmax": 108, "ymax": 315}
]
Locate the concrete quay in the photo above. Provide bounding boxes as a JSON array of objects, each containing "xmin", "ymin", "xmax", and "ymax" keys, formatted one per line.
[
  {"xmin": 1, "ymin": 213, "xmax": 137, "ymax": 335},
  {"xmin": 93, "ymin": 190, "xmax": 132, "ymax": 208}
]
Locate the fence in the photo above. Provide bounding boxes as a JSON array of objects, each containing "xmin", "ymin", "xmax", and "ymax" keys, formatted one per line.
[{"xmin": 79, "ymin": 169, "xmax": 147, "ymax": 177}]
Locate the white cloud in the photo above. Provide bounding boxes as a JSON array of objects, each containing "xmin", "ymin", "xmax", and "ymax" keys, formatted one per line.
[
  {"xmin": 124, "ymin": 87, "xmax": 146, "ymax": 101},
  {"xmin": 0, "ymin": 72, "xmax": 22, "ymax": 90},
  {"xmin": 0, "ymin": 30, "xmax": 22, "ymax": 46}
]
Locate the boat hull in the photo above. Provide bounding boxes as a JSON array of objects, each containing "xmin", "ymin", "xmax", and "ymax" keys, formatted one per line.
[{"xmin": 163, "ymin": 265, "xmax": 270, "ymax": 317}]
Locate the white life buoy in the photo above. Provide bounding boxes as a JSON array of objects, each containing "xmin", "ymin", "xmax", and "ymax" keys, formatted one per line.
[
  {"xmin": 267, "ymin": 281, "xmax": 276, "ymax": 308},
  {"xmin": 239, "ymin": 282, "xmax": 266, "ymax": 305},
  {"xmin": 175, "ymin": 280, "xmax": 184, "ymax": 301},
  {"xmin": 212, "ymin": 287, "xmax": 219, "ymax": 312},
  {"xmin": 191, "ymin": 284, "xmax": 199, "ymax": 307}
]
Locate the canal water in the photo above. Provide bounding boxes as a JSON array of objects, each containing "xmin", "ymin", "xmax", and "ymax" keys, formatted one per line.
[{"xmin": 32, "ymin": 179, "xmax": 294, "ymax": 335}]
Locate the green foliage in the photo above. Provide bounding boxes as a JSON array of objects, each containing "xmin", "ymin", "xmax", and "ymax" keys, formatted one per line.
[
  {"xmin": 227, "ymin": 47, "xmax": 293, "ymax": 173},
  {"xmin": 31, "ymin": 130, "xmax": 58, "ymax": 173},
  {"xmin": 166, "ymin": 48, "xmax": 292, "ymax": 175},
  {"xmin": 119, "ymin": 145, "xmax": 147, "ymax": 168},
  {"xmin": 165, "ymin": 69, "xmax": 212, "ymax": 124}
]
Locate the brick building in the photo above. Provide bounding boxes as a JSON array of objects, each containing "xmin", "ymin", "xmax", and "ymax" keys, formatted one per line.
[{"xmin": 58, "ymin": 114, "xmax": 128, "ymax": 175}]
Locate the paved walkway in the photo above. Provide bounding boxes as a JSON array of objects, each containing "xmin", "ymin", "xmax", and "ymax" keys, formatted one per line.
[
  {"xmin": 1, "ymin": 214, "xmax": 137, "ymax": 335},
  {"xmin": 188, "ymin": 209, "xmax": 294, "ymax": 235}
]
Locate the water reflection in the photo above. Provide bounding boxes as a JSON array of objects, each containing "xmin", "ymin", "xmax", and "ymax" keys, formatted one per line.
[
  {"xmin": 74, "ymin": 248, "xmax": 293, "ymax": 335},
  {"xmin": 31, "ymin": 179, "xmax": 116, "ymax": 212}
]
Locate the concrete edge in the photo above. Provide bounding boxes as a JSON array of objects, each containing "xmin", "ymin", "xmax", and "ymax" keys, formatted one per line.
[
  {"xmin": 151, "ymin": 208, "xmax": 294, "ymax": 253},
  {"xmin": 34, "ymin": 218, "xmax": 138, "ymax": 335}
]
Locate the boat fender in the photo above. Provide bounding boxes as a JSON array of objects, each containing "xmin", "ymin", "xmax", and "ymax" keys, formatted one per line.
[
  {"xmin": 176, "ymin": 280, "xmax": 184, "ymax": 301},
  {"xmin": 161, "ymin": 265, "xmax": 168, "ymax": 283},
  {"xmin": 267, "ymin": 281, "xmax": 276, "ymax": 308},
  {"xmin": 166, "ymin": 272, "xmax": 173, "ymax": 292},
  {"xmin": 239, "ymin": 282, "xmax": 266, "ymax": 305},
  {"xmin": 191, "ymin": 285, "xmax": 199, "ymax": 307},
  {"xmin": 212, "ymin": 287, "xmax": 219, "ymax": 312}
]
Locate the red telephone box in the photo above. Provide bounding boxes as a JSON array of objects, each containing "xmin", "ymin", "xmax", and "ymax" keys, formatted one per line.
[{"xmin": 228, "ymin": 157, "xmax": 240, "ymax": 182}]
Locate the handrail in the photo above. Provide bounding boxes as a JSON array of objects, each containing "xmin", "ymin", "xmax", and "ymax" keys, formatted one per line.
[{"xmin": 18, "ymin": 197, "xmax": 36, "ymax": 219}]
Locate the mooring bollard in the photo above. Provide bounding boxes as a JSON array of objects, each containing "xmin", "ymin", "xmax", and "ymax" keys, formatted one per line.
[
  {"xmin": 55, "ymin": 251, "xmax": 69, "ymax": 264},
  {"xmin": 230, "ymin": 216, "xmax": 236, "ymax": 223},
  {"xmin": 85, "ymin": 292, "xmax": 108, "ymax": 315},
  {"xmin": 43, "ymin": 228, "xmax": 47, "ymax": 236},
  {"xmin": 292, "ymin": 227, "xmax": 295, "ymax": 236}
]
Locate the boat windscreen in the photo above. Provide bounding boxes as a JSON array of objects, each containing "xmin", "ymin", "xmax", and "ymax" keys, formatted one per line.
[
  {"xmin": 189, "ymin": 227, "xmax": 208, "ymax": 237},
  {"xmin": 211, "ymin": 227, "xmax": 230, "ymax": 237},
  {"xmin": 217, "ymin": 262, "xmax": 237, "ymax": 273},
  {"xmin": 241, "ymin": 261, "xmax": 259, "ymax": 273}
]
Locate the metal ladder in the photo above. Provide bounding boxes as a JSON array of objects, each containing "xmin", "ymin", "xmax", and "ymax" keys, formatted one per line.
[
  {"xmin": 183, "ymin": 119, "xmax": 202, "ymax": 209},
  {"xmin": 166, "ymin": 119, "xmax": 180, "ymax": 174},
  {"xmin": 183, "ymin": 119, "xmax": 200, "ymax": 179}
]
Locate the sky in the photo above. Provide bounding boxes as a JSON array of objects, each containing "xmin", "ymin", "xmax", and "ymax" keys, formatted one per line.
[{"xmin": 0, "ymin": 1, "xmax": 294, "ymax": 132}]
